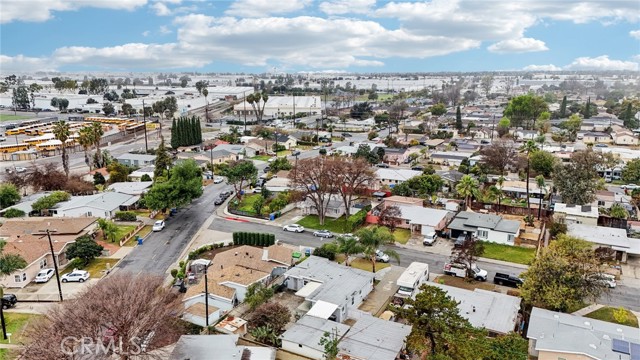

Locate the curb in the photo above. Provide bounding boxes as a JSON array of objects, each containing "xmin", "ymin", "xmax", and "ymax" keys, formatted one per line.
[{"xmin": 395, "ymin": 243, "xmax": 530, "ymax": 269}]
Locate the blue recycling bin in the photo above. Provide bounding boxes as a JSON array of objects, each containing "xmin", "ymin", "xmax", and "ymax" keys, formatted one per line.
[
  {"xmin": 269, "ymin": 213, "xmax": 275, "ymax": 221},
  {"xmin": 304, "ymin": 248, "xmax": 311, "ymax": 256},
  {"xmin": 137, "ymin": 236, "xmax": 143, "ymax": 245}
]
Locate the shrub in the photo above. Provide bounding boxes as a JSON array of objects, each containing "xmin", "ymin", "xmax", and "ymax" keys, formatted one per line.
[
  {"xmin": 250, "ymin": 302, "xmax": 291, "ymax": 333},
  {"xmin": 313, "ymin": 243, "xmax": 337, "ymax": 261},
  {"xmin": 548, "ymin": 220, "xmax": 568, "ymax": 238},
  {"xmin": 170, "ymin": 269, "xmax": 178, "ymax": 278},
  {"xmin": 3, "ymin": 208, "xmax": 26, "ymax": 218},
  {"xmin": 114, "ymin": 211, "xmax": 137, "ymax": 221},
  {"xmin": 346, "ymin": 205, "xmax": 371, "ymax": 231},
  {"xmin": 176, "ymin": 270, "xmax": 185, "ymax": 279}
]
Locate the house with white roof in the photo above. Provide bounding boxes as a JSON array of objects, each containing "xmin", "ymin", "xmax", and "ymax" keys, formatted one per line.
[
  {"xmin": 284, "ymin": 256, "xmax": 374, "ymax": 323},
  {"xmin": 49, "ymin": 192, "xmax": 139, "ymax": 218},
  {"xmin": 375, "ymin": 168, "xmax": 422, "ymax": 188},
  {"xmin": 170, "ymin": 334, "xmax": 276, "ymax": 360},
  {"xmin": 115, "ymin": 153, "xmax": 156, "ymax": 167},
  {"xmin": 527, "ymin": 307, "xmax": 640, "ymax": 360},
  {"xmin": 567, "ymin": 223, "xmax": 640, "ymax": 262},
  {"xmin": 106, "ymin": 181, "xmax": 153, "ymax": 196},
  {"xmin": 553, "ymin": 203, "xmax": 599, "ymax": 226},
  {"xmin": 427, "ymin": 283, "xmax": 521, "ymax": 335},
  {"xmin": 371, "ymin": 196, "xmax": 452, "ymax": 235}
]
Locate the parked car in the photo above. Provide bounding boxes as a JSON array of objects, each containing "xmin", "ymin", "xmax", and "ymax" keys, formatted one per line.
[
  {"xmin": 15, "ymin": 167, "xmax": 27, "ymax": 173},
  {"xmin": 61, "ymin": 270, "xmax": 90, "ymax": 283},
  {"xmin": 493, "ymin": 273, "xmax": 523, "ymax": 288},
  {"xmin": 622, "ymin": 184, "xmax": 639, "ymax": 190},
  {"xmin": 34, "ymin": 268, "xmax": 55, "ymax": 283},
  {"xmin": 423, "ymin": 232, "xmax": 437, "ymax": 246},
  {"xmin": 2, "ymin": 294, "xmax": 17, "ymax": 309},
  {"xmin": 283, "ymin": 224, "xmax": 305, "ymax": 233},
  {"xmin": 313, "ymin": 230, "xmax": 334, "ymax": 238},
  {"xmin": 375, "ymin": 249, "xmax": 390, "ymax": 263},
  {"xmin": 453, "ymin": 235, "xmax": 467, "ymax": 248},
  {"xmin": 341, "ymin": 133, "xmax": 352, "ymax": 137},
  {"xmin": 152, "ymin": 220, "xmax": 165, "ymax": 232},
  {"xmin": 291, "ymin": 150, "xmax": 301, "ymax": 156},
  {"xmin": 376, "ymin": 163, "xmax": 390, "ymax": 168},
  {"xmin": 594, "ymin": 144, "xmax": 608, "ymax": 148},
  {"xmin": 213, "ymin": 176, "xmax": 224, "ymax": 184},
  {"xmin": 443, "ymin": 262, "xmax": 488, "ymax": 281},
  {"xmin": 264, "ymin": 166, "xmax": 271, "ymax": 173},
  {"xmin": 214, "ymin": 197, "xmax": 225, "ymax": 205},
  {"xmin": 590, "ymin": 273, "xmax": 617, "ymax": 288},
  {"xmin": 251, "ymin": 187, "xmax": 262, "ymax": 193},
  {"xmin": 411, "ymin": 166, "xmax": 424, "ymax": 171},
  {"xmin": 220, "ymin": 190, "xmax": 233, "ymax": 198}
]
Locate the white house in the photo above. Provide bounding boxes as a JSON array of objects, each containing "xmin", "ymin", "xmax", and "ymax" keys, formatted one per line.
[
  {"xmin": 129, "ymin": 166, "xmax": 156, "ymax": 182},
  {"xmin": 49, "ymin": 192, "xmax": 138, "ymax": 218},
  {"xmin": 448, "ymin": 211, "xmax": 521, "ymax": 245},
  {"xmin": 115, "ymin": 153, "xmax": 156, "ymax": 167},
  {"xmin": 284, "ymin": 256, "xmax": 374, "ymax": 323},
  {"xmin": 375, "ymin": 168, "xmax": 422, "ymax": 188},
  {"xmin": 281, "ymin": 315, "xmax": 351, "ymax": 360},
  {"xmin": 567, "ymin": 223, "xmax": 640, "ymax": 262},
  {"xmin": 553, "ymin": 203, "xmax": 599, "ymax": 226},
  {"xmin": 233, "ymin": 96, "xmax": 323, "ymax": 118},
  {"xmin": 170, "ymin": 334, "xmax": 276, "ymax": 360},
  {"xmin": 613, "ymin": 130, "xmax": 639, "ymax": 145}
]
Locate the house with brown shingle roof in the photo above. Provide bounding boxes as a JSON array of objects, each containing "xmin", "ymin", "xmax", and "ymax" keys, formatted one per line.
[
  {"xmin": 0, "ymin": 217, "xmax": 98, "ymax": 288},
  {"xmin": 181, "ymin": 244, "xmax": 294, "ymax": 327}
]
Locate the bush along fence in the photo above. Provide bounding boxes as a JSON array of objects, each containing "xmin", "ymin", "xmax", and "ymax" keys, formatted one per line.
[
  {"xmin": 346, "ymin": 205, "xmax": 372, "ymax": 232},
  {"xmin": 119, "ymin": 222, "xmax": 144, "ymax": 246},
  {"xmin": 233, "ymin": 232, "xmax": 276, "ymax": 246}
]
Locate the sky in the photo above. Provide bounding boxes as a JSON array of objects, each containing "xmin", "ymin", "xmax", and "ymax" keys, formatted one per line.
[{"xmin": 0, "ymin": 0, "xmax": 639, "ymax": 74}]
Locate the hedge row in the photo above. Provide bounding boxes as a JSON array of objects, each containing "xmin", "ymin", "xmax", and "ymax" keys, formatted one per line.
[
  {"xmin": 232, "ymin": 232, "xmax": 276, "ymax": 246},
  {"xmin": 114, "ymin": 211, "xmax": 137, "ymax": 221},
  {"xmin": 347, "ymin": 205, "xmax": 372, "ymax": 232}
]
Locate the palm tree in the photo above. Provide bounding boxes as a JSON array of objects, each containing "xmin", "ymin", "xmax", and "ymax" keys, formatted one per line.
[
  {"xmin": 535, "ymin": 175, "xmax": 547, "ymax": 219},
  {"xmin": 355, "ymin": 226, "xmax": 398, "ymax": 273},
  {"xmin": 52, "ymin": 121, "xmax": 71, "ymax": 177},
  {"xmin": 456, "ymin": 175, "xmax": 479, "ymax": 210},
  {"xmin": 335, "ymin": 236, "xmax": 363, "ymax": 266},
  {"xmin": 535, "ymin": 134, "xmax": 546, "ymax": 151},
  {"xmin": 487, "ymin": 185, "xmax": 502, "ymax": 207},
  {"xmin": 78, "ymin": 126, "xmax": 95, "ymax": 170},
  {"xmin": 520, "ymin": 140, "xmax": 539, "ymax": 215},
  {"xmin": 89, "ymin": 122, "xmax": 105, "ymax": 168},
  {"xmin": 0, "ymin": 240, "xmax": 27, "ymax": 339}
]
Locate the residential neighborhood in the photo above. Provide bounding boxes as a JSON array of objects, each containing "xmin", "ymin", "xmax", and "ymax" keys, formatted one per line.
[{"xmin": 1, "ymin": 2, "xmax": 640, "ymax": 358}]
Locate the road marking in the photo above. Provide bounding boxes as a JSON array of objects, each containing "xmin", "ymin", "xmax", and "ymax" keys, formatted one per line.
[{"xmin": 225, "ymin": 217, "xmax": 249, "ymax": 223}]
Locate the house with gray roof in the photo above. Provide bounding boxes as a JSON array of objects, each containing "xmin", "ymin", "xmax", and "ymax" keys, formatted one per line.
[
  {"xmin": 283, "ymin": 256, "xmax": 374, "ymax": 323},
  {"xmin": 427, "ymin": 283, "xmax": 521, "ymax": 335},
  {"xmin": 49, "ymin": 192, "xmax": 138, "ymax": 219},
  {"xmin": 567, "ymin": 223, "xmax": 640, "ymax": 262},
  {"xmin": 448, "ymin": 211, "xmax": 521, "ymax": 246},
  {"xmin": 107, "ymin": 181, "xmax": 153, "ymax": 196},
  {"xmin": 280, "ymin": 312, "xmax": 411, "ymax": 360},
  {"xmin": 527, "ymin": 307, "xmax": 640, "ymax": 360},
  {"xmin": 170, "ymin": 334, "xmax": 275, "ymax": 360},
  {"xmin": 115, "ymin": 153, "xmax": 156, "ymax": 167}
]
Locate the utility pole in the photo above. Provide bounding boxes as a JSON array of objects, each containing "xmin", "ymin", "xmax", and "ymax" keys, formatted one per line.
[
  {"xmin": 243, "ymin": 91, "xmax": 248, "ymax": 134},
  {"xmin": 142, "ymin": 99, "xmax": 148, "ymax": 153},
  {"xmin": 43, "ymin": 229, "xmax": 63, "ymax": 302},
  {"xmin": 202, "ymin": 260, "xmax": 211, "ymax": 333},
  {"xmin": 292, "ymin": 91, "xmax": 296, "ymax": 127}
]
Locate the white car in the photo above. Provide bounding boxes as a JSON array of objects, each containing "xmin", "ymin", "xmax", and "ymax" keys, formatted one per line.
[
  {"xmin": 268, "ymin": 157, "xmax": 277, "ymax": 163},
  {"xmin": 375, "ymin": 249, "xmax": 390, "ymax": 263},
  {"xmin": 34, "ymin": 268, "xmax": 55, "ymax": 283},
  {"xmin": 152, "ymin": 220, "xmax": 165, "ymax": 232},
  {"xmin": 61, "ymin": 270, "xmax": 89, "ymax": 283},
  {"xmin": 622, "ymin": 184, "xmax": 639, "ymax": 190},
  {"xmin": 213, "ymin": 176, "xmax": 224, "ymax": 184},
  {"xmin": 283, "ymin": 224, "xmax": 305, "ymax": 233},
  {"xmin": 15, "ymin": 167, "xmax": 27, "ymax": 173},
  {"xmin": 591, "ymin": 273, "xmax": 617, "ymax": 288},
  {"xmin": 423, "ymin": 232, "xmax": 437, "ymax": 246}
]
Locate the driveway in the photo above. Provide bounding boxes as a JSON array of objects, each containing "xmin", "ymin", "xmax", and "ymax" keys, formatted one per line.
[{"xmin": 9, "ymin": 278, "xmax": 97, "ymax": 302}]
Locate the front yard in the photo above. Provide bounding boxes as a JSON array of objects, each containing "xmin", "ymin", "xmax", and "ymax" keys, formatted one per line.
[
  {"xmin": 335, "ymin": 254, "xmax": 390, "ymax": 272},
  {"xmin": 251, "ymin": 155, "xmax": 272, "ymax": 161},
  {"xmin": 480, "ymin": 241, "xmax": 536, "ymax": 265},
  {"xmin": 298, "ymin": 215, "xmax": 350, "ymax": 233},
  {"xmin": 236, "ymin": 194, "xmax": 262, "ymax": 213},
  {"xmin": 62, "ymin": 258, "xmax": 115, "ymax": 278},
  {"xmin": 0, "ymin": 312, "xmax": 41, "ymax": 345},
  {"xmin": 113, "ymin": 225, "xmax": 137, "ymax": 243},
  {"xmin": 390, "ymin": 228, "xmax": 411, "ymax": 244},
  {"xmin": 433, "ymin": 275, "xmax": 496, "ymax": 292},
  {"xmin": 585, "ymin": 306, "xmax": 639, "ymax": 328}
]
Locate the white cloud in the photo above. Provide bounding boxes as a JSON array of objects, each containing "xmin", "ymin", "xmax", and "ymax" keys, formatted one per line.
[
  {"xmin": 630, "ymin": 30, "xmax": 640, "ymax": 39},
  {"xmin": 159, "ymin": 25, "xmax": 172, "ymax": 34},
  {"xmin": 488, "ymin": 38, "xmax": 548, "ymax": 53},
  {"xmin": 523, "ymin": 64, "xmax": 561, "ymax": 71},
  {"xmin": 151, "ymin": 2, "xmax": 172, "ymax": 16},
  {"xmin": 0, "ymin": 0, "xmax": 147, "ymax": 24},
  {"xmin": 142, "ymin": 30, "xmax": 151, "ymax": 37},
  {"xmin": 319, "ymin": 0, "xmax": 376, "ymax": 15},
  {"xmin": 225, "ymin": 0, "xmax": 311, "ymax": 17},
  {"xmin": 0, "ymin": 55, "xmax": 55, "ymax": 72},
  {"xmin": 564, "ymin": 55, "xmax": 638, "ymax": 71}
]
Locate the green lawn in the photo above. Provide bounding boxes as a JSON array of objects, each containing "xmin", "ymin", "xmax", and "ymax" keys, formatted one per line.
[
  {"xmin": 335, "ymin": 254, "xmax": 390, "ymax": 272},
  {"xmin": 391, "ymin": 228, "xmax": 411, "ymax": 244},
  {"xmin": 251, "ymin": 155, "xmax": 272, "ymax": 161},
  {"xmin": 237, "ymin": 194, "xmax": 262, "ymax": 213},
  {"xmin": 298, "ymin": 215, "xmax": 351, "ymax": 233},
  {"xmin": 114, "ymin": 225, "xmax": 137, "ymax": 243},
  {"xmin": 0, "ymin": 114, "xmax": 32, "ymax": 122},
  {"xmin": 61, "ymin": 257, "xmax": 115, "ymax": 278},
  {"xmin": 0, "ymin": 312, "xmax": 40, "ymax": 344},
  {"xmin": 585, "ymin": 307, "xmax": 639, "ymax": 328},
  {"xmin": 123, "ymin": 225, "xmax": 152, "ymax": 246},
  {"xmin": 480, "ymin": 241, "xmax": 536, "ymax": 265},
  {"xmin": 276, "ymin": 150, "xmax": 292, "ymax": 157}
]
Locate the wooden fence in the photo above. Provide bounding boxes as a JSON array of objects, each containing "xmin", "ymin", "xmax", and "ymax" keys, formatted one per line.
[
  {"xmin": 119, "ymin": 222, "xmax": 144, "ymax": 246},
  {"xmin": 470, "ymin": 202, "xmax": 553, "ymax": 218}
]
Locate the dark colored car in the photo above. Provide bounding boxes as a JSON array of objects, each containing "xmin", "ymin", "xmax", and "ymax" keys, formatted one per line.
[
  {"xmin": 2, "ymin": 294, "xmax": 17, "ymax": 309},
  {"xmin": 454, "ymin": 235, "xmax": 467, "ymax": 249},
  {"xmin": 214, "ymin": 198, "xmax": 224, "ymax": 205},
  {"xmin": 493, "ymin": 273, "xmax": 523, "ymax": 288},
  {"xmin": 376, "ymin": 163, "xmax": 390, "ymax": 168},
  {"xmin": 264, "ymin": 166, "xmax": 271, "ymax": 173},
  {"xmin": 411, "ymin": 166, "xmax": 424, "ymax": 171},
  {"xmin": 342, "ymin": 133, "xmax": 352, "ymax": 137}
]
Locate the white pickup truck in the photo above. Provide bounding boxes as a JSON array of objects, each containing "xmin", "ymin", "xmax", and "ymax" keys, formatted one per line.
[{"xmin": 443, "ymin": 262, "xmax": 488, "ymax": 281}]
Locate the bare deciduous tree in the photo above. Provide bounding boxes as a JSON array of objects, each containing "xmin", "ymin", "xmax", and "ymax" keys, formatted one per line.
[
  {"xmin": 479, "ymin": 140, "xmax": 518, "ymax": 175},
  {"xmin": 328, "ymin": 158, "xmax": 375, "ymax": 219},
  {"xmin": 289, "ymin": 157, "xmax": 339, "ymax": 225},
  {"xmin": 19, "ymin": 273, "xmax": 183, "ymax": 360},
  {"xmin": 378, "ymin": 205, "xmax": 402, "ymax": 233}
]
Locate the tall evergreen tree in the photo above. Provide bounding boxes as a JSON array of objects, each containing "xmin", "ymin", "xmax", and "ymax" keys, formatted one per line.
[
  {"xmin": 154, "ymin": 137, "xmax": 172, "ymax": 181},
  {"xmin": 584, "ymin": 97, "xmax": 591, "ymax": 119},
  {"xmin": 559, "ymin": 95, "xmax": 567, "ymax": 118},
  {"xmin": 170, "ymin": 119, "xmax": 179, "ymax": 149},
  {"xmin": 196, "ymin": 117, "xmax": 202, "ymax": 143},
  {"xmin": 455, "ymin": 105, "xmax": 463, "ymax": 131}
]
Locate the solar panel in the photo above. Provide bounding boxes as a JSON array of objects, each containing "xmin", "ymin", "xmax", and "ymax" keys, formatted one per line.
[
  {"xmin": 612, "ymin": 338, "xmax": 630, "ymax": 355},
  {"xmin": 630, "ymin": 341, "xmax": 640, "ymax": 360}
]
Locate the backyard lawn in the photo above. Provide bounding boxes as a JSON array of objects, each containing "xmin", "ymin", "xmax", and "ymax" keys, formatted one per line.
[
  {"xmin": 480, "ymin": 241, "xmax": 536, "ymax": 265},
  {"xmin": 585, "ymin": 306, "xmax": 639, "ymax": 328},
  {"xmin": 0, "ymin": 114, "xmax": 32, "ymax": 122},
  {"xmin": 0, "ymin": 312, "xmax": 41, "ymax": 345},
  {"xmin": 297, "ymin": 215, "xmax": 350, "ymax": 233}
]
